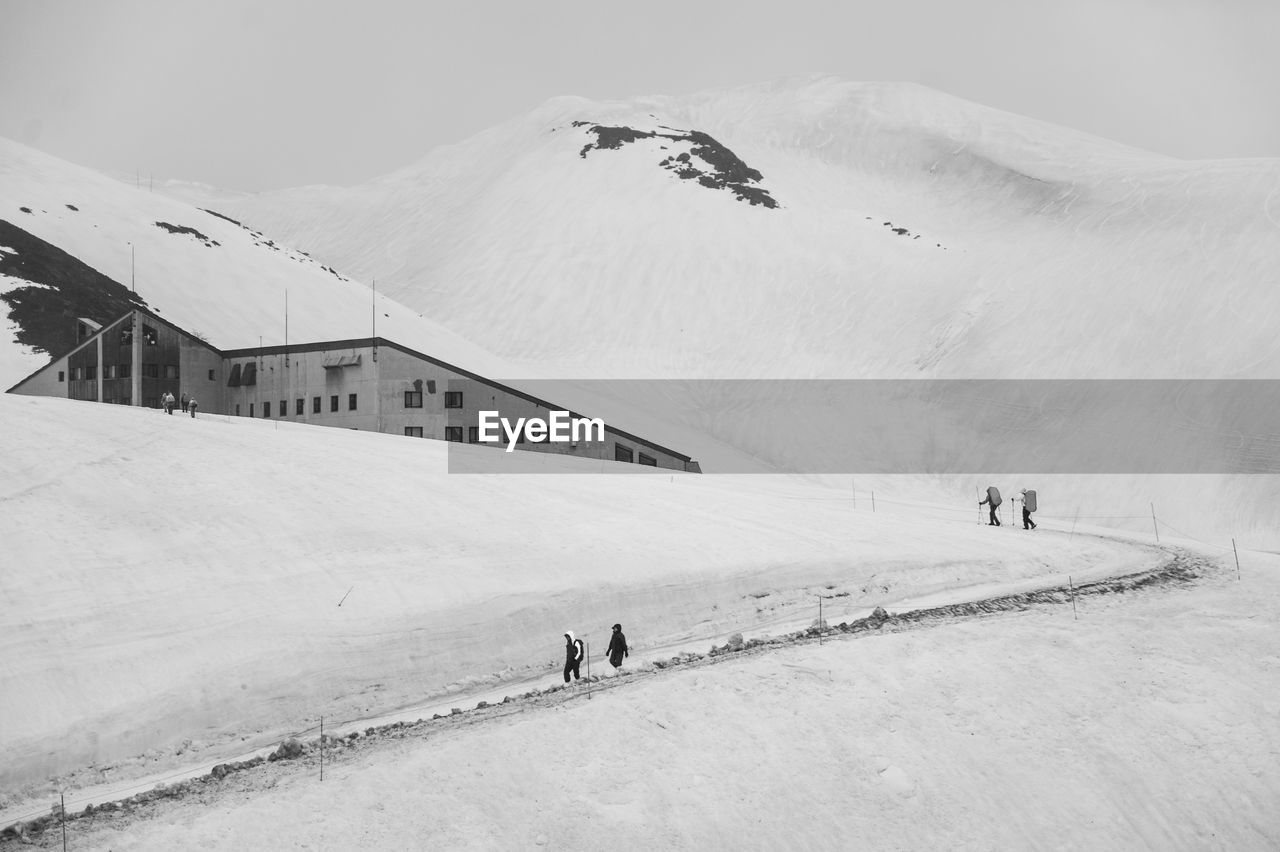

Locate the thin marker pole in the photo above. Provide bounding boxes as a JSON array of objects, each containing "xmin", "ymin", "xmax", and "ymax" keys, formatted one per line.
[
  {"xmin": 872, "ymin": 492, "xmax": 876, "ymax": 513},
  {"xmin": 1151, "ymin": 503, "xmax": 1160, "ymax": 542},
  {"xmin": 1233, "ymin": 538, "xmax": 1241, "ymax": 581},
  {"xmin": 819, "ymin": 596, "xmax": 824, "ymax": 645},
  {"xmin": 1069, "ymin": 576, "xmax": 1077, "ymax": 620},
  {"xmin": 61, "ymin": 791, "xmax": 67, "ymax": 852},
  {"xmin": 1070, "ymin": 506, "xmax": 1080, "ymax": 539},
  {"xmin": 320, "ymin": 715, "xmax": 324, "ymax": 782},
  {"xmin": 586, "ymin": 641, "xmax": 591, "ymax": 700},
  {"xmin": 338, "ymin": 585, "xmax": 353, "ymax": 606}
]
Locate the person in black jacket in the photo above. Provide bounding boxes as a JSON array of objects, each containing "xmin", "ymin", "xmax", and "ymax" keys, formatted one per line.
[
  {"xmin": 979, "ymin": 485, "xmax": 1002, "ymax": 526},
  {"xmin": 605, "ymin": 624, "xmax": 628, "ymax": 670},
  {"xmin": 563, "ymin": 631, "xmax": 585, "ymax": 682}
]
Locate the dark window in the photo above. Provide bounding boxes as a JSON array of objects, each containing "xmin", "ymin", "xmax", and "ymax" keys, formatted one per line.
[
  {"xmin": 615, "ymin": 444, "xmax": 634, "ymax": 463},
  {"xmin": 313, "ymin": 396, "xmax": 321, "ymax": 414},
  {"xmin": 638, "ymin": 453, "xmax": 658, "ymax": 467},
  {"xmin": 348, "ymin": 393, "xmax": 357, "ymax": 411},
  {"xmin": 208, "ymin": 369, "xmax": 215, "ymax": 381},
  {"xmin": 468, "ymin": 426, "xmax": 480, "ymax": 443},
  {"xmin": 241, "ymin": 362, "xmax": 257, "ymax": 386},
  {"xmin": 141, "ymin": 363, "xmax": 158, "ymax": 378},
  {"xmin": 85, "ymin": 365, "xmax": 97, "ymax": 380},
  {"xmin": 58, "ymin": 370, "xmax": 64, "ymax": 382},
  {"xmin": 249, "ymin": 403, "xmax": 255, "ymax": 418},
  {"xmin": 404, "ymin": 427, "xmax": 423, "ymax": 438},
  {"xmin": 227, "ymin": 363, "xmax": 242, "ymax": 386},
  {"xmin": 104, "ymin": 365, "xmax": 118, "ymax": 379},
  {"xmin": 330, "ymin": 395, "xmax": 339, "ymax": 412},
  {"xmin": 118, "ymin": 364, "xmax": 131, "ymax": 379},
  {"xmin": 263, "ymin": 401, "xmax": 271, "ymax": 418},
  {"xmin": 296, "ymin": 398, "xmax": 304, "ymax": 415},
  {"xmin": 121, "ymin": 326, "xmax": 133, "ymax": 345},
  {"xmin": 279, "ymin": 400, "xmax": 286, "ymax": 417},
  {"xmin": 404, "ymin": 391, "xmax": 422, "ymax": 408},
  {"xmin": 142, "ymin": 324, "xmax": 157, "ymax": 345},
  {"xmin": 235, "ymin": 404, "xmax": 241, "ymax": 416},
  {"xmin": 164, "ymin": 365, "xmax": 179, "ymax": 379},
  {"xmin": 444, "ymin": 391, "xmax": 463, "ymax": 408},
  {"xmin": 445, "ymin": 426, "xmax": 464, "ymax": 442}
]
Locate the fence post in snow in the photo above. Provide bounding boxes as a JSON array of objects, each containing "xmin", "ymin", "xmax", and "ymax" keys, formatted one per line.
[
  {"xmin": 1233, "ymin": 539, "xmax": 1241, "ymax": 580},
  {"xmin": 1151, "ymin": 503, "xmax": 1160, "ymax": 542},
  {"xmin": 61, "ymin": 791, "xmax": 67, "ymax": 852}
]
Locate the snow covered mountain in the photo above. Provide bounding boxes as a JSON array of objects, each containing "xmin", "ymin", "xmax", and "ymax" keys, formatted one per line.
[{"xmin": 187, "ymin": 76, "xmax": 1280, "ymax": 381}]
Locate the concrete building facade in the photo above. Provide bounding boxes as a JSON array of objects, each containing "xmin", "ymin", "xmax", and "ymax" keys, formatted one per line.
[{"xmin": 8, "ymin": 309, "xmax": 700, "ymax": 472}]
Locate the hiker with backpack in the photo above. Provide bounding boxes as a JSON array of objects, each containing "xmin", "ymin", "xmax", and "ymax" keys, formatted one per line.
[
  {"xmin": 979, "ymin": 485, "xmax": 1002, "ymax": 526},
  {"xmin": 1020, "ymin": 488, "xmax": 1038, "ymax": 530},
  {"xmin": 563, "ymin": 631, "xmax": 585, "ymax": 683}
]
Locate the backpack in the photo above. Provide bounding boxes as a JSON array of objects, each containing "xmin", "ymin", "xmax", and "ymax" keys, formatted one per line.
[
  {"xmin": 574, "ymin": 639, "xmax": 585, "ymax": 661},
  {"xmin": 1023, "ymin": 490, "xmax": 1037, "ymax": 513}
]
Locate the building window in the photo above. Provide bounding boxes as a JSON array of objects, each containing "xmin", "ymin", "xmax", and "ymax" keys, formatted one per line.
[
  {"xmin": 263, "ymin": 401, "xmax": 271, "ymax": 418},
  {"xmin": 444, "ymin": 391, "xmax": 463, "ymax": 408},
  {"xmin": 348, "ymin": 393, "xmax": 357, "ymax": 411},
  {"xmin": 313, "ymin": 396, "xmax": 321, "ymax": 414},
  {"xmin": 330, "ymin": 395, "xmax": 339, "ymax": 412},
  {"xmin": 468, "ymin": 426, "xmax": 480, "ymax": 443},
  {"xmin": 404, "ymin": 391, "xmax": 422, "ymax": 408},
  {"xmin": 208, "ymin": 369, "xmax": 215, "ymax": 381},
  {"xmin": 227, "ymin": 363, "xmax": 242, "ymax": 386},
  {"xmin": 615, "ymin": 444, "xmax": 634, "ymax": 463},
  {"xmin": 85, "ymin": 365, "xmax": 97, "ymax": 380},
  {"xmin": 296, "ymin": 398, "xmax": 304, "ymax": 415},
  {"xmin": 164, "ymin": 365, "xmax": 179, "ymax": 379},
  {"xmin": 279, "ymin": 400, "xmax": 286, "ymax": 417},
  {"xmin": 58, "ymin": 370, "xmax": 64, "ymax": 382},
  {"xmin": 235, "ymin": 404, "xmax": 241, "ymax": 416},
  {"xmin": 638, "ymin": 453, "xmax": 658, "ymax": 467},
  {"xmin": 142, "ymin": 324, "xmax": 158, "ymax": 345},
  {"xmin": 445, "ymin": 426, "xmax": 464, "ymax": 442},
  {"xmin": 250, "ymin": 403, "xmax": 255, "ymax": 418},
  {"xmin": 404, "ymin": 427, "xmax": 423, "ymax": 438},
  {"xmin": 104, "ymin": 364, "xmax": 118, "ymax": 379},
  {"xmin": 141, "ymin": 363, "xmax": 159, "ymax": 378},
  {"xmin": 118, "ymin": 364, "xmax": 131, "ymax": 379},
  {"xmin": 241, "ymin": 362, "xmax": 257, "ymax": 386}
]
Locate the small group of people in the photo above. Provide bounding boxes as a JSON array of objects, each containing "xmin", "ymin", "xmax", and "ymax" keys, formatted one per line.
[
  {"xmin": 979, "ymin": 485, "xmax": 1038, "ymax": 529},
  {"xmin": 160, "ymin": 391, "xmax": 198, "ymax": 418},
  {"xmin": 562, "ymin": 623, "xmax": 629, "ymax": 683}
]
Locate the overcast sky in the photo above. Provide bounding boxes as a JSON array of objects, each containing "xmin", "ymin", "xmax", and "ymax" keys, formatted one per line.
[{"xmin": 2, "ymin": 0, "xmax": 1276, "ymax": 192}]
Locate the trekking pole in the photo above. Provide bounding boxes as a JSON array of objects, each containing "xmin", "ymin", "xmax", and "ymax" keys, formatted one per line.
[{"xmin": 586, "ymin": 641, "xmax": 591, "ymax": 700}]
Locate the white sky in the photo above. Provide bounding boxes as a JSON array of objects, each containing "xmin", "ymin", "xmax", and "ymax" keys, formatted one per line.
[{"xmin": 2, "ymin": 0, "xmax": 1278, "ymax": 191}]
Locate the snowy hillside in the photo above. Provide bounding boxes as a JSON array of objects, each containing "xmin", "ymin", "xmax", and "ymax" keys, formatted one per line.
[
  {"xmin": 0, "ymin": 393, "xmax": 1167, "ymax": 816},
  {"xmin": 192, "ymin": 77, "xmax": 1280, "ymax": 382}
]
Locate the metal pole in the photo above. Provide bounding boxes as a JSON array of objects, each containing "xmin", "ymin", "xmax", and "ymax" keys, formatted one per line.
[
  {"xmin": 872, "ymin": 492, "xmax": 876, "ymax": 513},
  {"xmin": 61, "ymin": 791, "xmax": 67, "ymax": 852},
  {"xmin": 819, "ymin": 597, "xmax": 823, "ymax": 644},
  {"xmin": 1151, "ymin": 503, "xmax": 1160, "ymax": 542},
  {"xmin": 586, "ymin": 641, "xmax": 591, "ymax": 700},
  {"xmin": 1233, "ymin": 538, "xmax": 1241, "ymax": 581}
]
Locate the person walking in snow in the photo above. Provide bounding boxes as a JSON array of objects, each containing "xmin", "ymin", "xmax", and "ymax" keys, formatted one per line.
[
  {"xmin": 188, "ymin": 396, "xmax": 198, "ymax": 418},
  {"xmin": 979, "ymin": 485, "xmax": 1002, "ymax": 526},
  {"xmin": 563, "ymin": 631, "xmax": 585, "ymax": 683},
  {"xmin": 605, "ymin": 623, "xmax": 629, "ymax": 671},
  {"xmin": 162, "ymin": 391, "xmax": 175, "ymax": 415},
  {"xmin": 1020, "ymin": 488, "xmax": 1038, "ymax": 530},
  {"xmin": 181, "ymin": 392, "xmax": 189, "ymax": 413}
]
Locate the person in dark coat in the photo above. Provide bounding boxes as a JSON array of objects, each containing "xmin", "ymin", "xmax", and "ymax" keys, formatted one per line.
[
  {"xmin": 563, "ymin": 630, "xmax": 585, "ymax": 682},
  {"xmin": 188, "ymin": 397, "xmax": 198, "ymax": 418},
  {"xmin": 979, "ymin": 485, "xmax": 1002, "ymax": 526},
  {"xmin": 605, "ymin": 623, "xmax": 628, "ymax": 670},
  {"xmin": 181, "ymin": 392, "xmax": 189, "ymax": 413}
]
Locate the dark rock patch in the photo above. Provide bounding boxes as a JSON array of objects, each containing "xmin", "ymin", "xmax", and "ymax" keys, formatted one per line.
[
  {"xmin": 575, "ymin": 122, "xmax": 779, "ymax": 208},
  {"xmin": 0, "ymin": 220, "xmax": 148, "ymax": 363},
  {"xmin": 154, "ymin": 221, "xmax": 220, "ymax": 247}
]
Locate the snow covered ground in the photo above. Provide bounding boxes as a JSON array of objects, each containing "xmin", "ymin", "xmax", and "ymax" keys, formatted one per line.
[{"xmin": 0, "ymin": 393, "xmax": 1191, "ymax": 828}]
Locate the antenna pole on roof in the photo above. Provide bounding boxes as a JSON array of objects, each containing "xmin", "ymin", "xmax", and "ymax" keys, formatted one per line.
[
  {"xmin": 285, "ymin": 289, "xmax": 289, "ymax": 368},
  {"xmin": 131, "ymin": 243, "xmax": 135, "ymax": 292},
  {"xmin": 372, "ymin": 277, "xmax": 377, "ymax": 363}
]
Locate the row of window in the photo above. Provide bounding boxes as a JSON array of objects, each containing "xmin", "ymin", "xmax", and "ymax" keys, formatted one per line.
[
  {"xmin": 235, "ymin": 394, "xmax": 358, "ymax": 418},
  {"xmin": 404, "ymin": 391, "xmax": 463, "ymax": 408},
  {"xmin": 64, "ymin": 364, "xmax": 180, "ymax": 381}
]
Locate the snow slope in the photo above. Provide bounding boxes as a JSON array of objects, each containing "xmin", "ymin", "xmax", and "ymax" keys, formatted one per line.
[{"xmin": 0, "ymin": 393, "xmax": 1160, "ymax": 809}]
